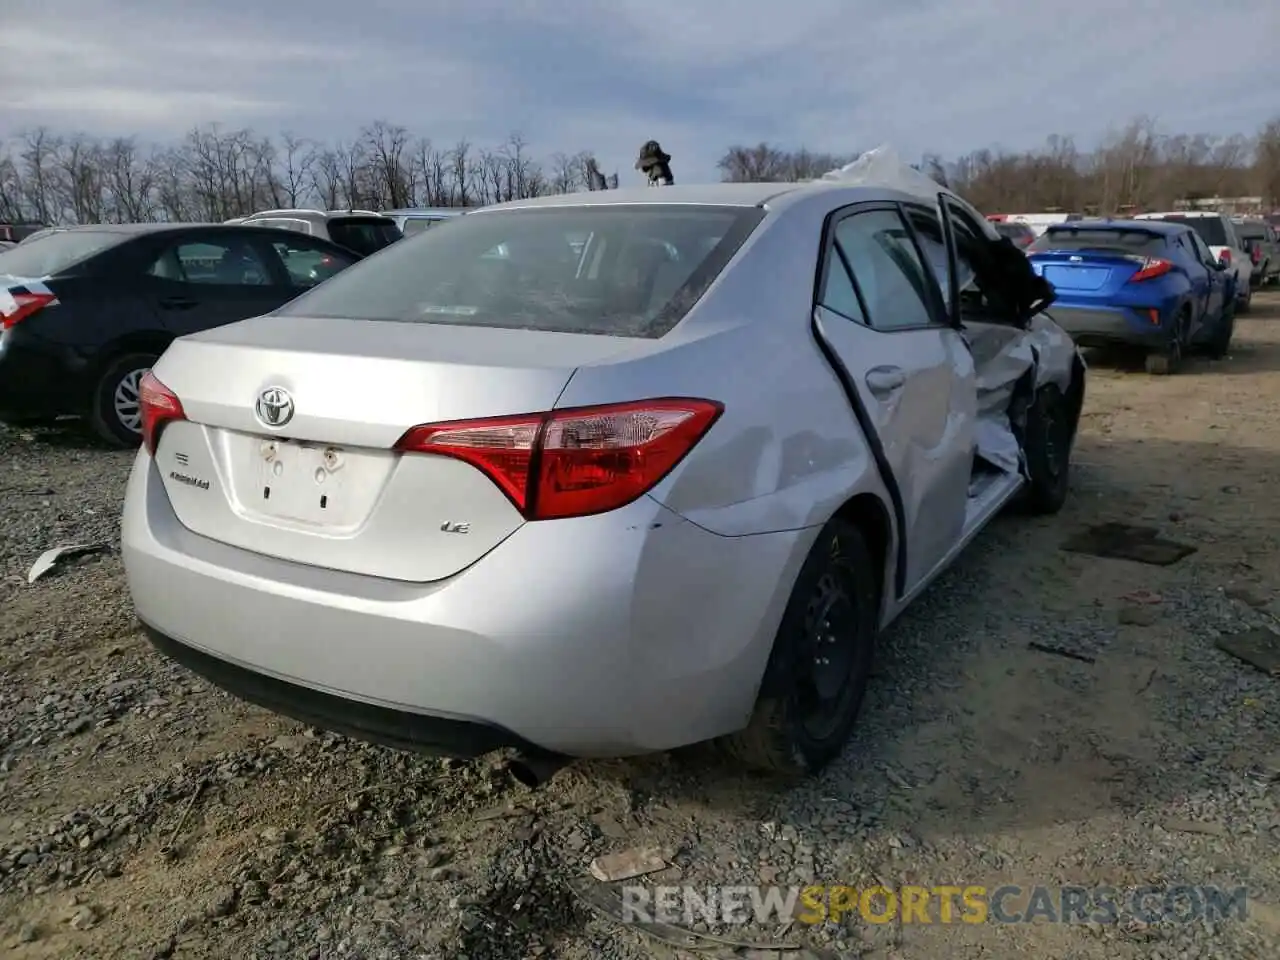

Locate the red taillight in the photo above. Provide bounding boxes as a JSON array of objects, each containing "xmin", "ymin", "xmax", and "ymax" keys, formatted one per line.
[
  {"xmin": 1, "ymin": 290, "xmax": 57, "ymax": 330},
  {"xmin": 139, "ymin": 371, "xmax": 186, "ymax": 456},
  {"xmin": 1128, "ymin": 258, "xmax": 1174, "ymax": 283},
  {"xmin": 1219, "ymin": 249, "xmax": 1232, "ymax": 265},
  {"xmin": 395, "ymin": 398, "xmax": 723, "ymax": 521},
  {"xmin": 1251, "ymin": 245, "xmax": 1262, "ymax": 265}
]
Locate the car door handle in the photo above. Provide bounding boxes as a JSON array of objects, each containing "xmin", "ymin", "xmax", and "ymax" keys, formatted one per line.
[
  {"xmin": 159, "ymin": 296, "xmax": 198, "ymax": 310},
  {"xmin": 865, "ymin": 366, "xmax": 906, "ymax": 397}
]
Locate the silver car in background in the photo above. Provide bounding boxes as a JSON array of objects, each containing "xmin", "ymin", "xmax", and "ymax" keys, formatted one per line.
[{"xmin": 122, "ymin": 163, "xmax": 1085, "ymax": 780}]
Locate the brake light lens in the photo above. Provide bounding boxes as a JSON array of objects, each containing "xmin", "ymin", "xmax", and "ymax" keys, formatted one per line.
[
  {"xmin": 1219, "ymin": 249, "xmax": 1232, "ymax": 265},
  {"xmin": 1, "ymin": 290, "xmax": 57, "ymax": 330},
  {"xmin": 1127, "ymin": 258, "xmax": 1174, "ymax": 283},
  {"xmin": 1251, "ymin": 245, "xmax": 1262, "ymax": 265},
  {"xmin": 139, "ymin": 371, "xmax": 186, "ymax": 456},
  {"xmin": 395, "ymin": 398, "xmax": 723, "ymax": 520}
]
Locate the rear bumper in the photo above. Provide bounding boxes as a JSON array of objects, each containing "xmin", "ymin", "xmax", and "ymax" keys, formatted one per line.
[
  {"xmin": 122, "ymin": 452, "xmax": 810, "ymax": 758},
  {"xmin": 0, "ymin": 328, "xmax": 86, "ymax": 419},
  {"xmin": 1045, "ymin": 305, "xmax": 1169, "ymax": 350}
]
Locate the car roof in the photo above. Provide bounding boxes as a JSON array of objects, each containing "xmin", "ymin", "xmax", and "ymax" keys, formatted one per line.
[
  {"xmin": 1046, "ymin": 218, "xmax": 1188, "ymax": 235},
  {"xmin": 22, "ymin": 223, "xmax": 226, "ymax": 236},
  {"xmin": 477, "ymin": 182, "xmax": 809, "ymax": 212},
  {"xmin": 1135, "ymin": 211, "xmax": 1226, "ymax": 220},
  {"xmin": 383, "ymin": 207, "xmax": 464, "ymax": 217},
  {"xmin": 23, "ymin": 223, "xmax": 345, "ymax": 241}
]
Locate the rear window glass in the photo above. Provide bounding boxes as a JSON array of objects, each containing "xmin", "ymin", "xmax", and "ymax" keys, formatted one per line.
[
  {"xmin": 326, "ymin": 218, "xmax": 402, "ymax": 255},
  {"xmin": 1153, "ymin": 216, "xmax": 1226, "ymax": 247},
  {"xmin": 401, "ymin": 218, "xmax": 447, "ymax": 237},
  {"xmin": 1031, "ymin": 228, "xmax": 1168, "ymax": 257},
  {"xmin": 1235, "ymin": 222, "xmax": 1266, "ymax": 240},
  {"xmin": 0, "ymin": 230, "xmax": 123, "ymax": 277},
  {"xmin": 277, "ymin": 205, "xmax": 765, "ymax": 338}
]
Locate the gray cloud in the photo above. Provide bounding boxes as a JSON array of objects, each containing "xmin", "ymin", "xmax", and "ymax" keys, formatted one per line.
[{"xmin": 1, "ymin": 0, "xmax": 1276, "ymax": 182}]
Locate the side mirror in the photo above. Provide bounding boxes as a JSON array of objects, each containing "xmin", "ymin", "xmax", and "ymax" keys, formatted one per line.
[{"xmin": 1217, "ymin": 255, "xmax": 1230, "ymax": 269}]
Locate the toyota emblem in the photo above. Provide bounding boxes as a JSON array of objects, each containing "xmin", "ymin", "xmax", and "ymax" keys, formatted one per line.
[{"xmin": 256, "ymin": 386, "xmax": 295, "ymax": 428}]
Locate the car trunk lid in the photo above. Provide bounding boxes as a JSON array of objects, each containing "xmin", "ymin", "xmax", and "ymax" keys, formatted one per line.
[
  {"xmin": 1028, "ymin": 250, "xmax": 1151, "ymax": 295},
  {"xmin": 148, "ymin": 315, "xmax": 643, "ymax": 582}
]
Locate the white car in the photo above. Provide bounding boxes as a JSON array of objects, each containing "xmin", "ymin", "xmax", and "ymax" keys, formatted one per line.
[{"xmin": 1135, "ymin": 212, "xmax": 1253, "ymax": 313}]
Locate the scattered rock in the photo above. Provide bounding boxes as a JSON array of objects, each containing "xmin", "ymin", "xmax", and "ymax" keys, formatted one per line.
[
  {"xmin": 589, "ymin": 847, "xmax": 667, "ymax": 883},
  {"xmin": 68, "ymin": 904, "xmax": 99, "ymax": 930},
  {"xmin": 1119, "ymin": 605, "xmax": 1160, "ymax": 626}
]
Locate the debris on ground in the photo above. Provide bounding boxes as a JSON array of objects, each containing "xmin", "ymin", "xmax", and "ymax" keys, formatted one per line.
[
  {"xmin": 1027, "ymin": 641, "xmax": 1096, "ymax": 664},
  {"xmin": 1061, "ymin": 522, "xmax": 1197, "ymax": 566},
  {"xmin": 1215, "ymin": 627, "xmax": 1280, "ymax": 676},
  {"xmin": 27, "ymin": 542, "xmax": 111, "ymax": 583},
  {"xmin": 588, "ymin": 846, "xmax": 667, "ymax": 882}
]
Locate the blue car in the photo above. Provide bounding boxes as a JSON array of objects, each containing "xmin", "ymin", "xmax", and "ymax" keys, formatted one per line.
[{"xmin": 1027, "ymin": 219, "xmax": 1236, "ymax": 374}]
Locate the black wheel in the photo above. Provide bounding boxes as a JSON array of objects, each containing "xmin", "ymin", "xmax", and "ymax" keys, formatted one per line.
[
  {"xmin": 1205, "ymin": 299, "xmax": 1235, "ymax": 360},
  {"xmin": 1237, "ymin": 282, "xmax": 1252, "ymax": 314},
  {"xmin": 718, "ymin": 520, "xmax": 880, "ymax": 776},
  {"xmin": 89, "ymin": 352, "xmax": 158, "ymax": 447},
  {"xmin": 1021, "ymin": 383, "xmax": 1073, "ymax": 515}
]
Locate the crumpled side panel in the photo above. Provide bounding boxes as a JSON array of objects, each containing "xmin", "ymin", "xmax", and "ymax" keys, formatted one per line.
[{"xmin": 961, "ymin": 314, "xmax": 1081, "ymax": 475}]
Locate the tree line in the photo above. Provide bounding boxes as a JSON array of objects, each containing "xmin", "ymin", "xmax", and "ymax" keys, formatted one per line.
[
  {"xmin": 719, "ymin": 115, "xmax": 1280, "ymax": 214},
  {"xmin": 2, "ymin": 114, "xmax": 1278, "ymax": 226},
  {"xmin": 0, "ymin": 123, "xmax": 620, "ymax": 225}
]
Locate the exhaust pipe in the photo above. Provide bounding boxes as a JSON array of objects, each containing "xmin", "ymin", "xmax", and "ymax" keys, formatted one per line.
[{"xmin": 503, "ymin": 752, "xmax": 571, "ymax": 789}]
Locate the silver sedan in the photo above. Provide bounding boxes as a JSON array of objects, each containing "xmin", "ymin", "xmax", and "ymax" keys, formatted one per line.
[{"xmin": 121, "ymin": 168, "xmax": 1085, "ymax": 781}]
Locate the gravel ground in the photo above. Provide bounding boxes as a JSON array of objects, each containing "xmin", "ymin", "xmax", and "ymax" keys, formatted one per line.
[{"xmin": 4, "ymin": 293, "xmax": 1280, "ymax": 959}]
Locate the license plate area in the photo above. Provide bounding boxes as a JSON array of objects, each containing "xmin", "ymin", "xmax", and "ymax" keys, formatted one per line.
[{"xmin": 254, "ymin": 438, "xmax": 350, "ymax": 526}]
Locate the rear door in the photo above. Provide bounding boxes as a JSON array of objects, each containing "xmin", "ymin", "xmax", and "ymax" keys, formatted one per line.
[
  {"xmin": 137, "ymin": 230, "xmax": 288, "ymax": 337},
  {"xmin": 937, "ymin": 194, "xmax": 1034, "ymax": 329},
  {"xmin": 811, "ymin": 202, "xmax": 975, "ymax": 594},
  {"xmin": 1187, "ymin": 231, "xmax": 1227, "ymax": 322}
]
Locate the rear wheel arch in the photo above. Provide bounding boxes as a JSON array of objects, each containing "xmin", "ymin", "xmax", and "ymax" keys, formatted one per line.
[{"xmin": 833, "ymin": 492, "xmax": 892, "ymax": 611}]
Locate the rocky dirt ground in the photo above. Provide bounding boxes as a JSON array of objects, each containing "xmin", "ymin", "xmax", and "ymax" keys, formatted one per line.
[{"xmin": 4, "ymin": 292, "xmax": 1280, "ymax": 960}]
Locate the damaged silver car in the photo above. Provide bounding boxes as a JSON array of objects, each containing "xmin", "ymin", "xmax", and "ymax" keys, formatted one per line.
[{"xmin": 121, "ymin": 148, "xmax": 1085, "ymax": 782}]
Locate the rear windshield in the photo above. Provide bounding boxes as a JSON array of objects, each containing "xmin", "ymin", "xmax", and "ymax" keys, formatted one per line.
[
  {"xmin": 1031, "ymin": 228, "xmax": 1168, "ymax": 257},
  {"xmin": 1152, "ymin": 215, "xmax": 1227, "ymax": 247},
  {"xmin": 994, "ymin": 223, "xmax": 1031, "ymax": 238},
  {"xmin": 277, "ymin": 205, "xmax": 765, "ymax": 338},
  {"xmin": 0, "ymin": 230, "xmax": 123, "ymax": 277},
  {"xmin": 326, "ymin": 217, "xmax": 403, "ymax": 255},
  {"xmin": 1234, "ymin": 222, "xmax": 1266, "ymax": 240}
]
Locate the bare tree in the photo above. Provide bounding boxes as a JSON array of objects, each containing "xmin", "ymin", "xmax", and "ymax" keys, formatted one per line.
[{"xmin": 4, "ymin": 114, "xmax": 1275, "ymax": 228}]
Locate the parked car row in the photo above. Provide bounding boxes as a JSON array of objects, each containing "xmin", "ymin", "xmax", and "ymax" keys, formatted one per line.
[
  {"xmin": 0, "ymin": 223, "xmax": 364, "ymax": 443},
  {"xmin": 1233, "ymin": 216, "xmax": 1279, "ymax": 288},
  {"xmin": 0, "ymin": 204, "xmax": 482, "ymax": 444},
  {"xmin": 1025, "ymin": 215, "xmax": 1238, "ymax": 374}
]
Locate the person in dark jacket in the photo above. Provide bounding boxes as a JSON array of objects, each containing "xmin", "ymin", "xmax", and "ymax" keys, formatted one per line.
[{"xmin": 636, "ymin": 141, "xmax": 674, "ymax": 186}]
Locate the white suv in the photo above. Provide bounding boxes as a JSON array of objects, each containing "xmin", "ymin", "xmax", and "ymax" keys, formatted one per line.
[
  {"xmin": 1135, "ymin": 212, "xmax": 1254, "ymax": 312},
  {"xmin": 237, "ymin": 209, "xmax": 403, "ymax": 257}
]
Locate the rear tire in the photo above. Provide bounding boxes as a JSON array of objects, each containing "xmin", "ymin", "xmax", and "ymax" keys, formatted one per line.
[
  {"xmin": 718, "ymin": 519, "xmax": 879, "ymax": 776},
  {"xmin": 1205, "ymin": 299, "xmax": 1235, "ymax": 360},
  {"xmin": 89, "ymin": 352, "xmax": 158, "ymax": 448},
  {"xmin": 1237, "ymin": 281, "xmax": 1252, "ymax": 314}
]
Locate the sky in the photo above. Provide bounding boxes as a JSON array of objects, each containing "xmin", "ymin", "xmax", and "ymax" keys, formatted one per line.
[{"xmin": 1, "ymin": 0, "xmax": 1277, "ymax": 184}]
